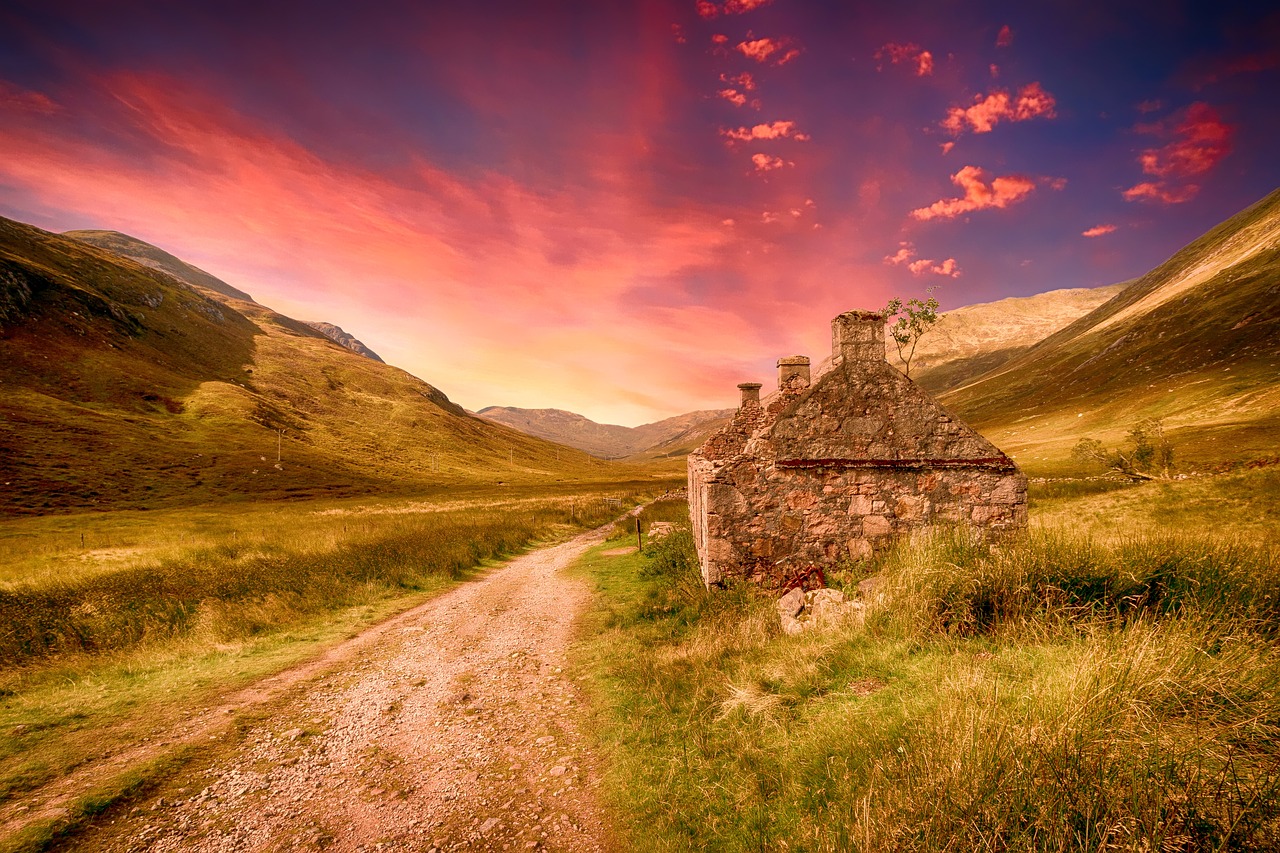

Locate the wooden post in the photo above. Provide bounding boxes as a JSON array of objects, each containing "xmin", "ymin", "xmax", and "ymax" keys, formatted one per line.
[{"xmin": 636, "ymin": 517, "xmax": 642, "ymax": 551}]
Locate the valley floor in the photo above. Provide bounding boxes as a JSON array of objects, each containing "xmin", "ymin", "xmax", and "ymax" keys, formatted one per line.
[{"xmin": 22, "ymin": 526, "xmax": 615, "ymax": 852}]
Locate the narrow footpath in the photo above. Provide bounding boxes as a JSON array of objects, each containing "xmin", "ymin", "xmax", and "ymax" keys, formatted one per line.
[{"xmin": 67, "ymin": 525, "xmax": 616, "ymax": 852}]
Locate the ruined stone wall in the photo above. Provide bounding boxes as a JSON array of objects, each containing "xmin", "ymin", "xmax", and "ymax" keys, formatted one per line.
[
  {"xmin": 689, "ymin": 310, "xmax": 1028, "ymax": 590},
  {"xmin": 696, "ymin": 458, "xmax": 1025, "ymax": 588}
]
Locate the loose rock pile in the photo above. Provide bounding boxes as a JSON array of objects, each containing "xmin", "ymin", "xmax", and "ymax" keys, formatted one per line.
[{"xmin": 776, "ymin": 586, "xmax": 865, "ymax": 635}]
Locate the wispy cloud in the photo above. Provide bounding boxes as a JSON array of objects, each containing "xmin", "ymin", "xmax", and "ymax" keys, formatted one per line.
[
  {"xmin": 1082, "ymin": 223, "xmax": 1117, "ymax": 237},
  {"xmin": 884, "ymin": 241, "xmax": 960, "ymax": 277},
  {"xmin": 736, "ymin": 36, "xmax": 802, "ymax": 65},
  {"xmin": 941, "ymin": 82, "xmax": 1057, "ymax": 135},
  {"xmin": 1123, "ymin": 102, "xmax": 1232, "ymax": 205},
  {"xmin": 718, "ymin": 88, "xmax": 747, "ymax": 106},
  {"xmin": 996, "ymin": 25, "xmax": 1014, "ymax": 47},
  {"xmin": 0, "ymin": 80, "xmax": 60, "ymax": 115},
  {"xmin": 721, "ymin": 120, "xmax": 810, "ymax": 142},
  {"xmin": 697, "ymin": 0, "xmax": 773, "ymax": 17},
  {"xmin": 909, "ymin": 166, "xmax": 1039, "ymax": 221},
  {"xmin": 873, "ymin": 42, "xmax": 934, "ymax": 77},
  {"xmin": 751, "ymin": 153, "xmax": 791, "ymax": 172}
]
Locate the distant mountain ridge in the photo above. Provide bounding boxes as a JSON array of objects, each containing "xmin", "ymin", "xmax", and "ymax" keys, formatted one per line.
[
  {"xmin": 1, "ymin": 215, "xmax": 639, "ymax": 513},
  {"xmin": 477, "ymin": 406, "xmax": 735, "ymax": 459},
  {"xmin": 481, "ymin": 284, "xmax": 1125, "ymax": 459},
  {"xmin": 65, "ymin": 230, "xmax": 387, "ymax": 365},
  {"xmin": 64, "ymin": 229, "xmax": 255, "ymax": 303}
]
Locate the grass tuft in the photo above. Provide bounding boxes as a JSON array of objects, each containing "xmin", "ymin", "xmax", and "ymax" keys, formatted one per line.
[{"xmin": 574, "ymin": 493, "xmax": 1280, "ymax": 851}]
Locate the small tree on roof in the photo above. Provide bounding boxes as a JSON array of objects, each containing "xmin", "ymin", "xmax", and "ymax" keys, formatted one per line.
[{"xmin": 883, "ymin": 288, "xmax": 940, "ymax": 378}]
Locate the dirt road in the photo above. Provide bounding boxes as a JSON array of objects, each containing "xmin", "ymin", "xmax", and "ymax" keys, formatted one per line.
[{"xmin": 67, "ymin": 525, "xmax": 617, "ymax": 852}]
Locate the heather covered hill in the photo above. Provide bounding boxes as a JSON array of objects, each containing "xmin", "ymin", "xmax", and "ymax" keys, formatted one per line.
[
  {"xmin": 0, "ymin": 216, "xmax": 643, "ymax": 514},
  {"xmin": 942, "ymin": 187, "xmax": 1280, "ymax": 473}
]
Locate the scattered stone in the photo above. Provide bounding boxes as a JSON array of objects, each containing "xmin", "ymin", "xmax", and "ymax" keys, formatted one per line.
[{"xmin": 776, "ymin": 587, "xmax": 804, "ymax": 619}]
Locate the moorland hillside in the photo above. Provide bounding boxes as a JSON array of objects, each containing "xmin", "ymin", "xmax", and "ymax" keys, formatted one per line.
[{"xmin": 0, "ymin": 218, "xmax": 646, "ymax": 514}]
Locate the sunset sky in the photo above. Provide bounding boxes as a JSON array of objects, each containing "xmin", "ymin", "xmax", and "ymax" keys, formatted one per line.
[{"xmin": 2, "ymin": 1, "xmax": 1277, "ymax": 425}]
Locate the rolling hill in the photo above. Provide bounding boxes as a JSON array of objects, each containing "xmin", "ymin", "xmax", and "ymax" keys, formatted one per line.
[
  {"xmin": 941, "ymin": 187, "xmax": 1280, "ymax": 474},
  {"xmin": 0, "ymin": 216, "xmax": 651, "ymax": 514},
  {"xmin": 482, "ymin": 285, "xmax": 1124, "ymax": 461},
  {"xmin": 477, "ymin": 406, "xmax": 734, "ymax": 459}
]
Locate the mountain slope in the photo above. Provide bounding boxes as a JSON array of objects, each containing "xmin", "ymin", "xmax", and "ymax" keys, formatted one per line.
[
  {"xmin": 64, "ymin": 229, "xmax": 255, "ymax": 303},
  {"xmin": 477, "ymin": 406, "xmax": 733, "ymax": 459},
  {"xmin": 0, "ymin": 217, "xmax": 640, "ymax": 514},
  {"xmin": 910, "ymin": 283, "xmax": 1127, "ymax": 392},
  {"xmin": 941, "ymin": 187, "xmax": 1280, "ymax": 473},
  {"xmin": 303, "ymin": 321, "xmax": 384, "ymax": 362}
]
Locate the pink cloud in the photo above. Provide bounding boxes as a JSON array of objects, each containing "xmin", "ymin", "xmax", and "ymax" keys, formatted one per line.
[
  {"xmin": 696, "ymin": 0, "xmax": 718, "ymax": 19},
  {"xmin": 996, "ymin": 25, "xmax": 1014, "ymax": 47},
  {"xmin": 1123, "ymin": 102, "xmax": 1232, "ymax": 205},
  {"xmin": 941, "ymin": 82, "xmax": 1057, "ymax": 135},
  {"xmin": 751, "ymin": 153, "xmax": 791, "ymax": 173},
  {"xmin": 874, "ymin": 43, "xmax": 934, "ymax": 77},
  {"xmin": 718, "ymin": 88, "xmax": 747, "ymax": 106},
  {"xmin": 1082, "ymin": 224, "xmax": 1117, "ymax": 237},
  {"xmin": 0, "ymin": 71, "xmax": 774, "ymax": 423},
  {"xmin": 908, "ymin": 257, "xmax": 959, "ymax": 277},
  {"xmin": 939, "ymin": 141, "xmax": 955, "ymax": 155},
  {"xmin": 724, "ymin": 0, "xmax": 773, "ymax": 11},
  {"xmin": 671, "ymin": 24, "xmax": 688, "ymax": 44},
  {"xmin": 909, "ymin": 166, "xmax": 1038, "ymax": 221},
  {"xmin": 0, "ymin": 80, "xmax": 60, "ymax": 115},
  {"xmin": 721, "ymin": 120, "xmax": 810, "ymax": 142},
  {"xmin": 720, "ymin": 71, "xmax": 757, "ymax": 91},
  {"xmin": 1194, "ymin": 51, "xmax": 1280, "ymax": 88},
  {"xmin": 884, "ymin": 242, "xmax": 960, "ymax": 277},
  {"xmin": 1122, "ymin": 182, "xmax": 1200, "ymax": 204},
  {"xmin": 737, "ymin": 36, "xmax": 802, "ymax": 65}
]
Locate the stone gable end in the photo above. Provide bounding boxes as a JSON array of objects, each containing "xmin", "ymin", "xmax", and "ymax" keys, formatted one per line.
[{"xmin": 689, "ymin": 310, "xmax": 1028, "ymax": 590}]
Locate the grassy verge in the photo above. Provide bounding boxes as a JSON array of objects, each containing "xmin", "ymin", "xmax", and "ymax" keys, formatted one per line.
[
  {"xmin": 572, "ymin": 481, "xmax": 1280, "ymax": 851},
  {"xmin": 0, "ymin": 485, "xmax": 656, "ymax": 830}
]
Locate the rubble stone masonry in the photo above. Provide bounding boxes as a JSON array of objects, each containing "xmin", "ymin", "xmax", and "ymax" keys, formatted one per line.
[{"xmin": 689, "ymin": 311, "xmax": 1027, "ymax": 590}]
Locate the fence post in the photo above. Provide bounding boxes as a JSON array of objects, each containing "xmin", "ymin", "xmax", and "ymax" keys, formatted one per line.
[{"xmin": 636, "ymin": 517, "xmax": 642, "ymax": 551}]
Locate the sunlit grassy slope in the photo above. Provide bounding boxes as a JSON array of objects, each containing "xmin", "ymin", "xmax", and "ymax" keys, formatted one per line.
[
  {"xmin": 942, "ymin": 187, "xmax": 1280, "ymax": 475},
  {"xmin": 0, "ymin": 216, "xmax": 657, "ymax": 514}
]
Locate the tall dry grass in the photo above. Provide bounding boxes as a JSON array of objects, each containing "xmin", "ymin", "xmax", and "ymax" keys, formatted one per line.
[{"xmin": 575, "ymin": 498, "xmax": 1280, "ymax": 851}]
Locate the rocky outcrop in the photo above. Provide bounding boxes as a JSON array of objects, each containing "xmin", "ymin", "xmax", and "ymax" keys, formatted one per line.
[{"xmin": 303, "ymin": 321, "xmax": 385, "ymax": 363}]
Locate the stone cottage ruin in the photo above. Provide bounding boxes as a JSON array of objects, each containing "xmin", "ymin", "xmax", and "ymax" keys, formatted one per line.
[{"xmin": 688, "ymin": 310, "xmax": 1027, "ymax": 590}]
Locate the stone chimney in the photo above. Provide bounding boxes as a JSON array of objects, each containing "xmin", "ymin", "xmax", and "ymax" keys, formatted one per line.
[
  {"xmin": 831, "ymin": 311, "xmax": 885, "ymax": 365},
  {"xmin": 776, "ymin": 356, "xmax": 811, "ymax": 391},
  {"xmin": 737, "ymin": 382, "xmax": 763, "ymax": 407}
]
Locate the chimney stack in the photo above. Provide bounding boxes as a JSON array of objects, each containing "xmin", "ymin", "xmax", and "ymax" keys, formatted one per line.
[
  {"xmin": 831, "ymin": 310, "xmax": 885, "ymax": 365},
  {"xmin": 776, "ymin": 355, "xmax": 811, "ymax": 391},
  {"xmin": 737, "ymin": 382, "xmax": 763, "ymax": 407}
]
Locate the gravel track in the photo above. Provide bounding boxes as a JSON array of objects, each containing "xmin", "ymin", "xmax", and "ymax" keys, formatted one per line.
[{"xmin": 66, "ymin": 525, "xmax": 617, "ymax": 853}]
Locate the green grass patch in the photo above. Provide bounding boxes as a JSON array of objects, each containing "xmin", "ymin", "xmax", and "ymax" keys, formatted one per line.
[
  {"xmin": 573, "ymin": 490, "xmax": 1280, "ymax": 851},
  {"xmin": 0, "ymin": 485, "xmax": 659, "ymax": 828}
]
